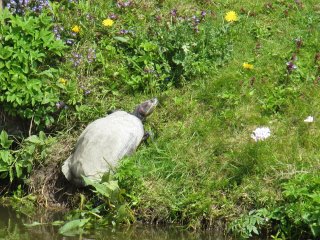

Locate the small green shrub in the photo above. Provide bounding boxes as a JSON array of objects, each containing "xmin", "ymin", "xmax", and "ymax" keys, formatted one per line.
[
  {"xmin": 0, "ymin": 9, "xmax": 67, "ymax": 127},
  {"xmin": 230, "ymin": 173, "xmax": 320, "ymax": 239},
  {"xmin": 0, "ymin": 130, "xmax": 54, "ymax": 182},
  {"xmin": 271, "ymin": 173, "xmax": 320, "ymax": 238},
  {"xmin": 229, "ymin": 208, "xmax": 270, "ymax": 239},
  {"xmin": 59, "ymin": 174, "xmax": 134, "ymax": 236}
]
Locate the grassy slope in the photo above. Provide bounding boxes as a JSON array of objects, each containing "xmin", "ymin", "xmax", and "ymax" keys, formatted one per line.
[
  {"xmin": 42, "ymin": 0, "xmax": 320, "ymax": 236},
  {"xmin": 110, "ymin": 0, "xmax": 320, "ymax": 230}
]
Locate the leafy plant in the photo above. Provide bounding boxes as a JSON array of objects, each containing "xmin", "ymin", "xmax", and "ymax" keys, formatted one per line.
[
  {"xmin": 0, "ymin": 9, "xmax": 67, "ymax": 127},
  {"xmin": 230, "ymin": 173, "xmax": 320, "ymax": 239},
  {"xmin": 0, "ymin": 130, "xmax": 14, "ymax": 180},
  {"xmin": 229, "ymin": 208, "xmax": 270, "ymax": 239},
  {"xmin": 59, "ymin": 174, "xmax": 134, "ymax": 236},
  {"xmin": 271, "ymin": 173, "xmax": 320, "ymax": 238},
  {"xmin": 96, "ymin": 9, "xmax": 232, "ymax": 93},
  {"xmin": 0, "ymin": 130, "xmax": 54, "ymax": 182},
  {"xmin": 261, "ymin": 85, "xmax": 299, "ymax": 114}
]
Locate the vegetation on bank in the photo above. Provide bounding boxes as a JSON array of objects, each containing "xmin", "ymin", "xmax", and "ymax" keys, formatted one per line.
[{"xmin": 0, "ymin": 0, "xmax": 320, "ymax": 238}]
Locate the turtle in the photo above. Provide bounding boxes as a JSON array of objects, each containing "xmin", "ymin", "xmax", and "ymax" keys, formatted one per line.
[{"xmin": 62, "ymin": 98, "xmax": 158, "ymax": 187}]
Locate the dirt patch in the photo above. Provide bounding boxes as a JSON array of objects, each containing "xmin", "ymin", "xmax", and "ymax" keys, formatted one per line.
[{"xmin": 27, "ymin": 133, "xmax": 85, "ymax": 209}]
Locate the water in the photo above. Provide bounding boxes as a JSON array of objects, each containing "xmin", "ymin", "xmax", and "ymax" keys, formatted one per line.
[{"xmin": 0, "ymin": 205, "xmax": 230, "ymax": 240}]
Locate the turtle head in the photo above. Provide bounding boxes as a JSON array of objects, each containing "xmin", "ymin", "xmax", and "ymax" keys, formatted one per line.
[{"xmin": 133, "ymin": 98, "xmax": 158, "ymax": 121}]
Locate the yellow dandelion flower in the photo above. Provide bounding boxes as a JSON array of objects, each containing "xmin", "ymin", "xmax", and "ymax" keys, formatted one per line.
[
  {"xmin": 59, "ymin": 78, "xmax": 67, "ymax": 85},
  {"xmin": 71, "ymin": 25, "xmax": 80, "ymax": 33},
  {"xmin": 225, "ymin": 11, "xmax": 238, "ymax": 22},
  {"xmin": 243, "ymin": 62, "xmax": 254, "ymax": 70},
  {"xmin": 102, "ymin": 18, "xmax": 114, "ymax": 27}
]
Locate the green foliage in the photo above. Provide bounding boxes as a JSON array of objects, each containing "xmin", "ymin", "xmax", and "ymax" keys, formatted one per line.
[
  {"xmin": 230, "ymin": 173, "xmax": 320, "ymax": 239},
  {"xmin": 0, "ymin": 9, "xmax": 68, "ymax": 127},
  {"xmin": 59, "ymin": 174, "xmax": 134, "ymax": 236},
  {"xmin": 229, "ymin": 208, "xmax": 270, "ymax": 239},
  {"xmin": 0, "ymin": 130, "xmax": 54, "ymax": 182},
  {"xmin": 101, "ymin": 14, "xmax": 231, "ymax": 92},
  {"xmin": 271, "ymin": 173, "xmax": 320, "ymax": 238},
  {"xmin": 0, "ymin": 131, "xmax": 14, "ymax": 181},
  {"xmin": 58, "ymin": 219, "xmax": 89, "ymax": 237},
  {"xmin": 261, "ymin": 85, "xmax": 300, "ymax": 115}
]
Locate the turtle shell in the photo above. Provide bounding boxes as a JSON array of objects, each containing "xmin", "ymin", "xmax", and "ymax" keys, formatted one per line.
[{"xmin": 62, "ymin": 111, "xmax": 144, "ymax": 186}]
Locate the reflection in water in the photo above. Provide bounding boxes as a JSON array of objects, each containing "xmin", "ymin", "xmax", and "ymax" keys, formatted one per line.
[{"xmin": 0, "ymin": 205, "xmax": 230, "ymax": 240}]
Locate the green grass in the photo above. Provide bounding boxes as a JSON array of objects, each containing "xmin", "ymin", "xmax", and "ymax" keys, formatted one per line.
[
  {"xmin": 112, "ymin": 0, "xmax": 320, "ymax": 237},
  {"xmin": 1, "ymin": 0, "xmax": 320, "ymax": 238}
]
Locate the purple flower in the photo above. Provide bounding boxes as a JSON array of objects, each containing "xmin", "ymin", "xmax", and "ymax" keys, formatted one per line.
[
  {"xmin": 201, "ymin": 10, "xmax": 207, "ymax": 17},
  {"xmin": 116, "ymin": 1, "xmax": 133, "ymax": 8},
  {"xmin": 56, "ymin": 101, "xmax": 65, "ymax": 109},
  {"xmin": 191, "ymin": 15, "xmax": 200, "ymax": 25},
  {"xmin": 123, "ymin": 1, "xmax": 132, "ymax": 7},
  {"xmin": 119, "ymin": 29, "xmax": 129, "ymax": 34},
  {"xmin": 170, "ymin": 9, "xmax": 177, "ymax": 17},
  {"xmin": 66, "ymin": 39, "xmax": 75, "ymax": 45},
  {"xmin": 286, "ymin": 61, "xmax": 297, "ymax": 72},
  {"xmin": 80, "ymin": 85, "xmax": 91, "ymax": 95},
  {"xmin": 53, "ymin": 25, "xmax": 64, "ymax": 40},
  {"xmin": 87, "ymin": 48, "xmax": 96, "ymax": 63},
  {"xmin": 71, "ymin": 52, "xmax": 82, "ymax": 67},
  {"xmin": 86, "ymin": 14, "xmax": 94, "ymax": 20},
  {"xmin": 109, "ymin": 13, "xmax": 118, "ymax": 20}
]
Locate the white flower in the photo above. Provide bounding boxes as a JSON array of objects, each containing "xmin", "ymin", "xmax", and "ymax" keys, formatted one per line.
[
  {"xmin": 251, "ymin": 127, "xmax": 271, "ymax": 142},
  {"xmin": 304, "ymin": 116, "xmax": 314, "ymax": 123}
]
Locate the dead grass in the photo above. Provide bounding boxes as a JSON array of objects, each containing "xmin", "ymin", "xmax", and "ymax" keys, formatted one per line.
[{"xmin": 27, "ymin": 131, "xmax": 82, "ymax": 209}]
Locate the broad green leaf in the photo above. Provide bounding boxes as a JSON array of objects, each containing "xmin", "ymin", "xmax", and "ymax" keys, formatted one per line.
[
  {"xmin": 58, "ymin": 219, "xmax": 89, "ymax": 236},
  {"xmin": 0, "ymin": 130, "xmax": 13, "ymax": 149},
  {"xmin": 252, "ymin": 226, "xmax": 259, "ymax": 235},
  {"xmin": 83, "ymin": 176, "xmax": 111, "ymax": 197},
  {"xmin": 45, "ymin": 115, "xmax": 54, "ymax": 127},
  {"xmin": 0, "ymin": 150, "xmax": 13, "ymax": 164},
  {"xmin": 15, "ymin": 163, "xmax": 22, "ymax": 178},
  {"xmin": 0, "ymin": 46, "xmax": 13, "ymax": 60},
  {"xmin": 0, "ymin": 164, "xmax": 10, "ymax": 172},
  {"xmin": 113, "ymin": 36, "xmax": 129, "ymax": 43},
  {"xmin": 26, "ymin": 135, "xmax": 41, "ymax": 144},
  {"xmin": 39, "ymin": 131, "xmax": 47, "ymax": 141},
  {"xmin": 140, "ymin": 41, "xmax": 158, "ymax": 52},
  {"xmin": 106, "ymin": 180, "xmax": 119, "ymax": 191}
]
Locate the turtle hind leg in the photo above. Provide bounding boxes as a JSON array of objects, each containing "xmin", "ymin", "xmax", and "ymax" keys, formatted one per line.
[
  {"xmin": 61, "ymin": 156, "xmax": 72, "ymax": 181},
  {"xmin": 142, "ymin": 132, "xmax": 150, "ymax": 142},
  {"xmin": 142, "ymin": 131, "xmax": 155, "ymax": 145}
]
